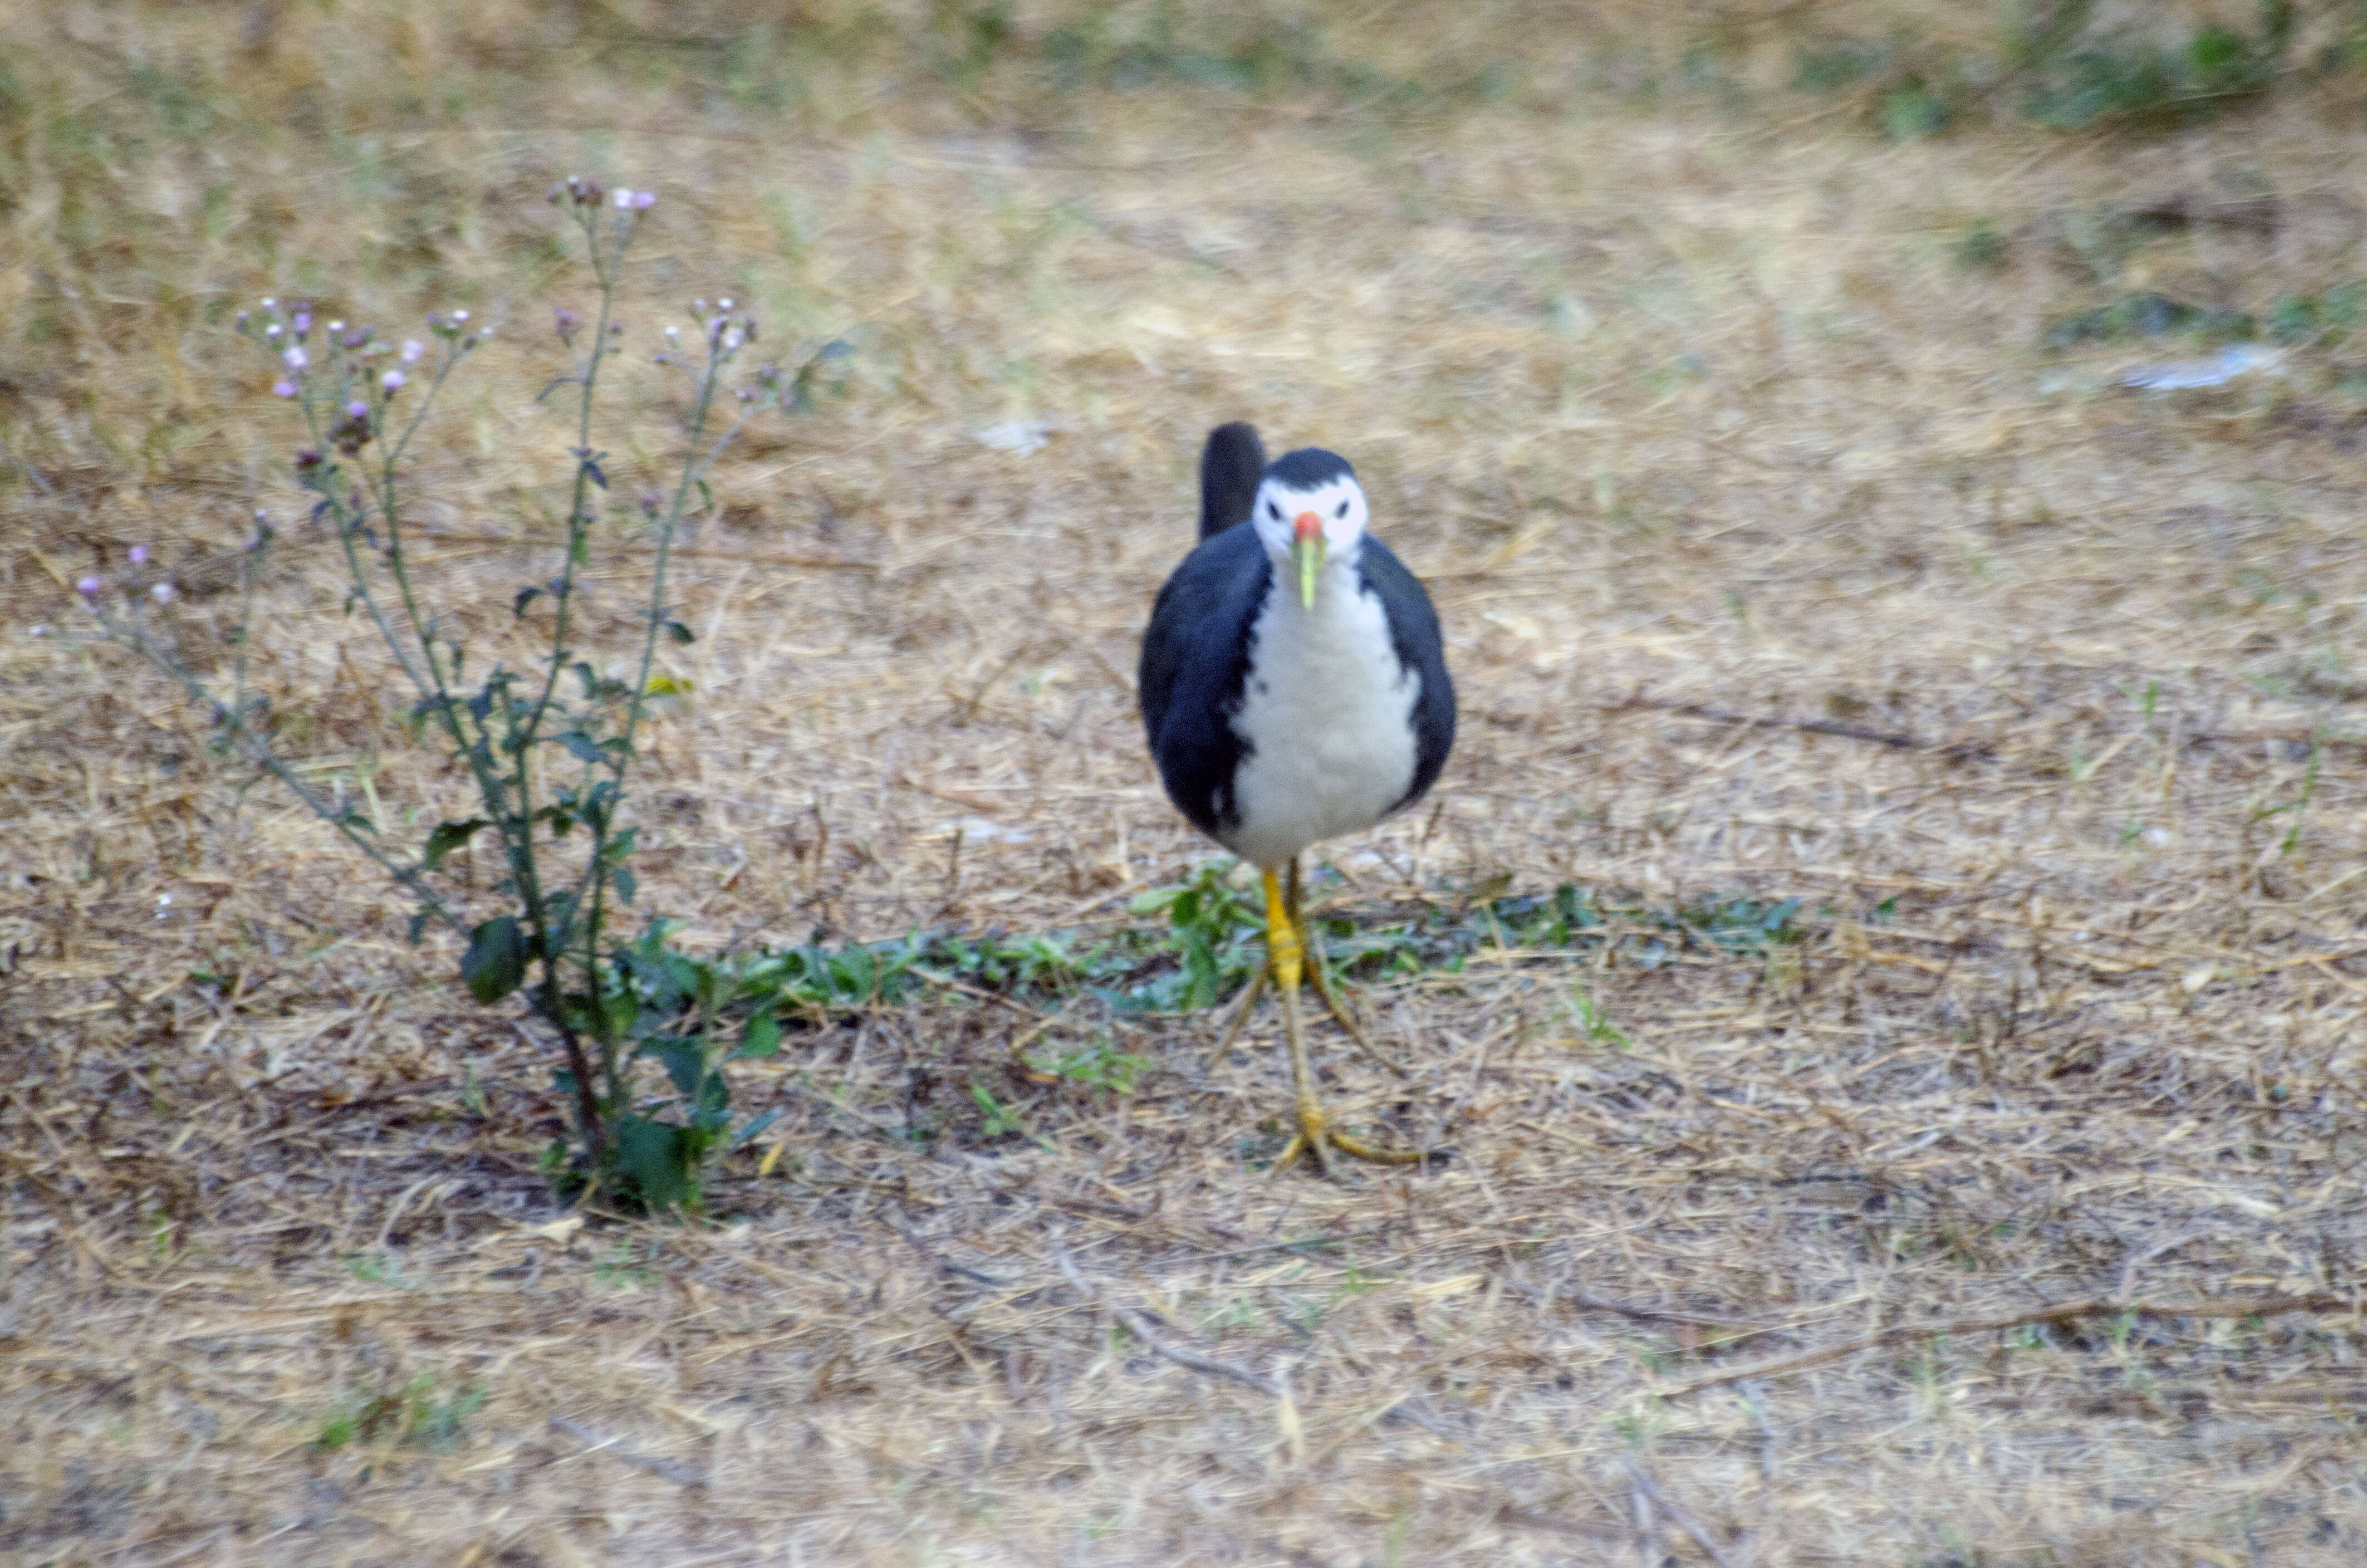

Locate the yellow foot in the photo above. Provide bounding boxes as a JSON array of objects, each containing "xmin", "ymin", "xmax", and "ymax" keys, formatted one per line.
[
  {"xmin": 1270, "ymin": 1102, "xmax": 1430, "ymax": 1178},
  {"xmin": 1261, "ymin": 860, "xmax": 1438, "ymax": 1179}
]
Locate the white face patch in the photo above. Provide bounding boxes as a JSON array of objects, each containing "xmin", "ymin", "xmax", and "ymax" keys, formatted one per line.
[{"xmin": 1249, "ymin": 473, "xmax": 1368, "ymax": 568}]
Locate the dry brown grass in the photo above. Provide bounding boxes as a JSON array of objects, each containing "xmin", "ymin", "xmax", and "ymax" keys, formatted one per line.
[{"xmin": 11, "ymin": 3, "xmax": 2367, "ymax": 1564}]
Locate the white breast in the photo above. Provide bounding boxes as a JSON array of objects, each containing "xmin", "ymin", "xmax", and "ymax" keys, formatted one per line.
[{"xmin": 1222, "ymin": 554, "xmax": 1422, "ymax": 869}]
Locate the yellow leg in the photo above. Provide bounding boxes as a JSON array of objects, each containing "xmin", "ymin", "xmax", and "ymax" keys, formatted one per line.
[
  {"xmin": 1290, "ymin": 861, "xmax": 1408, "ymax": 1079},
  {"xmin": 1263, "ymin": 861, "xmax": 1428, "ymax": 1175}
]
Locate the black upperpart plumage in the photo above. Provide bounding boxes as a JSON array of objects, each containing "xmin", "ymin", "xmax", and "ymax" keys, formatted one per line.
[
  {"xmin": 1198, "ymin": 422, "xmax": 1266, "ymax": 540},
  {"xmin": 1138, "ymin": 523, "xmax": 1267, "ymax": 837},
  {"xmin": 1263, "ymin": 447, "xmax": 1354, "ymax": 491}
]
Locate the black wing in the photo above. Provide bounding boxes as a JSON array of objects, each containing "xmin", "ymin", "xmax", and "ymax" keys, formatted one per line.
[
  {"xmin": 1198, "ymin": 423, "xmax": 1266, "ymax": 540},
  {"xmin": 1356, "ymin": 536, "xmax": 1456, "ymax": 811},
  {"xmin": 1138, "ymin": 524, "xmax": 1271, "ymax": 837}
]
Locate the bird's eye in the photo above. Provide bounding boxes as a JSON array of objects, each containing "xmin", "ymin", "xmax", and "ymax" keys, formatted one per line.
[
  {"xmin": 1335, "ymin": 500, "xmax": 1349, "ymax": 519},
  {"xmin": 1266, "ymin": 501, "xmax": 1281, "ymax": 521}
]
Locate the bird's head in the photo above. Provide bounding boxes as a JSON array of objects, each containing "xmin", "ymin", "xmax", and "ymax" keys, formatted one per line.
[{"xmin": 1249, "ymin": 448, "xmax": 1366, "ymax": 610}]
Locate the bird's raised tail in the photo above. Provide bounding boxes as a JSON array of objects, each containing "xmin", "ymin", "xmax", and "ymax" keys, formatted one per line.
[{"xmin": 1198, "ymin": 422, "xmax": 1266, "ymax": 539}]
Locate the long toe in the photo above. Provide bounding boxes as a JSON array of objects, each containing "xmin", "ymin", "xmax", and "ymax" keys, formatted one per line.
[{"xmin": 1327, "ymin": 1126, "xmax": 1433, "ymax": 1167}]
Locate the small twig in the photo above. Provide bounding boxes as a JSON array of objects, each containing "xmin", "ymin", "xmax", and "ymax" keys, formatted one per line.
[
  {"xmin": 1560, "ymin": 1286, "xmax": 1776, "ymax": 1335},
  {"xmin": 1625, "ymin": 1457, "xmax": 1740, "ymax": 1568},
  {"xmin": 1603, "ymin": 693, "xmax": 1947, "ymax": 754},
  {"xmin": 1657, "ymin": 1291, "xmax": 2354, "ymax": 1400},
  {"xmin": 1051, "ymin": 1242, "xmax": 1278, "ymax": 1396},
  {"xmin": 546, "ymin": 1415, "xmax": 706, "ymax": 1488},
  {"xmin": 885, "ymin": 1209, "xmax": 1011, "ymax": 1287}
]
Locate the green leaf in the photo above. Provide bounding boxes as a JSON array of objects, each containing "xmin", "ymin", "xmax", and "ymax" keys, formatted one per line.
[
  {"xmin": 462, "ymin": 916, "xmax": 527, "ymax": 1003},
  {"xmin": 733, "ymin": 1107, "xmax": 781, "ymax": 1148},
  {"xmin": 512, "ymin": 586, "xmax": 542, "ymax": 619},
  {"xmin": 612, "ymin": 864, "xmax": 637, "ymax": 906},
  {"xmin": 558, "ymin": 731, "xmax": 606, "ymax": 766},
  {"xmin": 738, "ymin": 1008, "xmax": 781, "ymax": 1060},
  {"xmin": 420, "ymin": 817, "xmax": 488, "ymax": 871},
  {"xmin": 614, "ymin": 1116, "xmax": 695, "ymax": 1212},
  {"xmin": 665, "ymin": 620, "xmax": 695, "ymax": 645},
  {"xmin": 694, "ymin": 478, "xmax": 713, "ymax": 514},
  {"xmin": 651, "ymin": 1036, "xmax": 704, "ymax": 1095}
]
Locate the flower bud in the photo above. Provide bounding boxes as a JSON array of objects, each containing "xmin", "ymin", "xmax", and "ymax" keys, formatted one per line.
[
  {"xmin": 347, "ymin": 401, "xmax": 369, "ymax": 418},
  {"xmin": 77, "ymin": 575, "xmax": 101, "ymax": 598},
  {"xmin": 292, "ymin": 310, "xmax": 311, "ymax": 336}
]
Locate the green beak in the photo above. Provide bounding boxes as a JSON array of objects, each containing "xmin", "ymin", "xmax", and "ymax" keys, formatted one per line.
[{"xmin": 1291, "ymin": 530, "xmax": 1325, "ymax": 609}]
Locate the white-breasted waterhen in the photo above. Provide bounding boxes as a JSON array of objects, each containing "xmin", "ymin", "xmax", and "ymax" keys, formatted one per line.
[{"xmin": 1138, "ymin": 423, "xmax": 1456, "ymax": 1176}]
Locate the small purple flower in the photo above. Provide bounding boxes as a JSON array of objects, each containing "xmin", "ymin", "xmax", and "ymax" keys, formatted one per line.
[
  {"xmin": 292, "ymin": 310, "xmax": 312, "ymax": 336},
  {"xmin": 266, "ymin": 323, "xmax": 282, "ymax": 338},
  {"xmin": 346, "ymin": 400, "xmax": 369, "ymax": 419},
  {"xmin": 77, "ymin": 575, "xmax": 101, "ymax": 599},
  {"xmin": 632, "ymin": 190, "xmax": 655, "ymax": 210},
  {"xmin": 614, "ymin": 187, "xmax": 635, "ymax": 209},
  {"xmin": 28, "ymin": 624, "xmax": 50, "ymax": 638},
  {"xmin": 129, "ymin": 545, "xmax": 149, "ymax": 566},
  {"xmin": 400, "ymin": 340, "xmax": 423, "ymax": 363},
  {"xmin": 327, "ymin": 319, "xmax": 344, "ymax": 332},
  {"xmin": 452, "ymin": 310, "xmax": 469, "ymax": 323},
  {"xmin": 272, "ymin": 379, "xmax": 296, "ymax": 398},
  {"xmin": 382, "ymin": 370, "xmax": 405, "ymax": 391},
  {"xmin": 342, "ymin": 326, "xmax": 373, "ymax": 350},
  {"xmin": 152, "ymin": 582, "xmax": 175, "ymax": 605},
  {"xmin": 282, "ymin": 346, "xmax": 307, "ymax": 370},
  {"xmin": 261, "ymin": 296, "xmax": 276, "ymax": 308}
]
